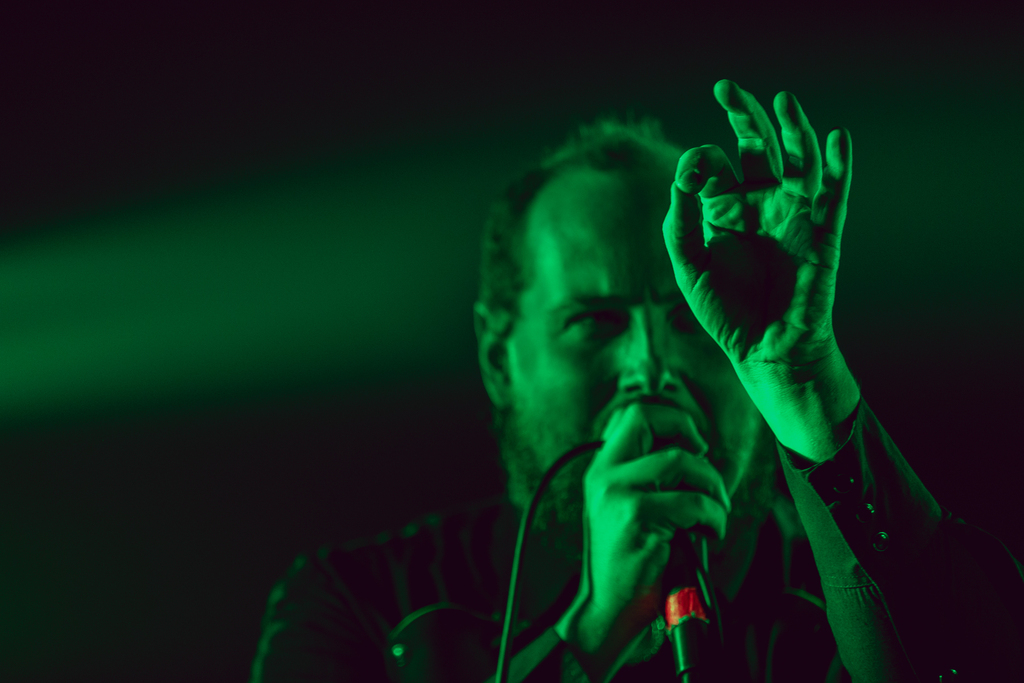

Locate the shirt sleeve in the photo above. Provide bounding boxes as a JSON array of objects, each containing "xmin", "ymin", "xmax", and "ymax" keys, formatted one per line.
[
  {"xmin": 249, "ymin": 551, "xmax": 394, "ymax": 683},
  {"xmin": 778, "ymin": 396, "xmax": 1024, "ymax": 682}
]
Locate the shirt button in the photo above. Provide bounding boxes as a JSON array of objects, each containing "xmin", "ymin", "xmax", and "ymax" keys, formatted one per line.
[
  {"xmin": 833, "ymin": 474, "xmax": 855, "ymax": 495},
  {"xmin": 856, "ymin": 503, "xmax": 875, "ymax": 523},
  {"xmin": 872, "ymin": 531, "xmax": 889, "ymax": 552}
]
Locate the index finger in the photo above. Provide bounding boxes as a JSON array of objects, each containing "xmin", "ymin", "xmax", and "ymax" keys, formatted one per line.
[
  {"xmin": 614, "ymin": 447, "xmax": 732, "ymax": 515},
  {"xmin": 713, "ymin": 79, "xmax": 784, "ymax": 184},
  {"xmin": 591, "ymin": 403, "xmax": 653, "ymax": 470}
]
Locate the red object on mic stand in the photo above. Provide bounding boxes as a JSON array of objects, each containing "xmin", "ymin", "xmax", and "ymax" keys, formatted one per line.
[{"xmin": 665, "ymin": 586, "xmax": 709, "ymax": 629}]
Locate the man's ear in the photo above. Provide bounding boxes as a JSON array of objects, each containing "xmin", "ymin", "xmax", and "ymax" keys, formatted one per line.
[{"xmin": 473, "ymin": 301, "xmax": 514, "ymax": 409}]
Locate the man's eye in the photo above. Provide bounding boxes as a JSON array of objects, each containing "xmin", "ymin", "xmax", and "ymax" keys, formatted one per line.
[{"xmin": 570, "ymin": 310, "xmax": 628, "ymax": 337}]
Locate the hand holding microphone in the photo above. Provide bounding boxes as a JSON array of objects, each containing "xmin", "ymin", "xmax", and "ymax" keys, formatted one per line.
[{"xmin": 554, "ymin": 401, "xmax": 731, "ymax": 682}]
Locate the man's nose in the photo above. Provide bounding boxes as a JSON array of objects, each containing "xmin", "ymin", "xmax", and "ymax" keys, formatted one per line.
[{"xmin": 617, "ymin": 313, "xmax": 677, "ymax": 395}]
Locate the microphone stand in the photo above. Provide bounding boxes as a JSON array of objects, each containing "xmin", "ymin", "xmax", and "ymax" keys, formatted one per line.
[{"xmin": 663, "ymin": 530, "xmax": 723, "ymax": 681}]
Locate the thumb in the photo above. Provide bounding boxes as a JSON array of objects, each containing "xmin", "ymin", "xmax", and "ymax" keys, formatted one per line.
[{"xmin": 662, "ymin": 181, "xmax": 708, "ymax": 294}]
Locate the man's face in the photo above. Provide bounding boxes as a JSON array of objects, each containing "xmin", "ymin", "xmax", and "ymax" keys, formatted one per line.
[{"xmin": 495, "ymin": 162, "xmax": 776, "ymax": 558}]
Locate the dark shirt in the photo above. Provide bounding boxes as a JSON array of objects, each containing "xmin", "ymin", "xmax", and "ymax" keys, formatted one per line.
[{"xmin": 250, "ymin": 399, "xmax": 1024, "ymax": 681}]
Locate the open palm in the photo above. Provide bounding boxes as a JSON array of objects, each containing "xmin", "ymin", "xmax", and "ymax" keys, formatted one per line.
[{"xmin": 663, "ymin": 80, "xmax": 853, "ymax": 369}]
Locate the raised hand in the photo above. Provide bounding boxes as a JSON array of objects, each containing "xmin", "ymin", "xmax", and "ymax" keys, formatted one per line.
[
  {"xmin": 662, "ymin": 79, "xmax": 852, "ymax": 371},
  {"xmin": 662, "ymin": 80, "xmax": 860, "ymax": 462}
]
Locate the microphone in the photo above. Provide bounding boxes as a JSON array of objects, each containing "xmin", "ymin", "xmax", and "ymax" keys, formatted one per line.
[{"xmin": 663, "ymin": 530, "xmax": 721, "ymax": 681}]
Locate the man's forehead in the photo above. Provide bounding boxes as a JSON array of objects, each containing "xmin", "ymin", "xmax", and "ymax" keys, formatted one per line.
[
  {"xmin": 522, "ymin": 166, "xmax": 679, "ymax": 305},
  {"xmin": 527, "ymin": 166, "xmax": 666, "ymax": 237}
]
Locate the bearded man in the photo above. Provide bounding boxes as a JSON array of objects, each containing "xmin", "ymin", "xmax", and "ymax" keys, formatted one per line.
[{"xmin": 250, "ymin": 81, "xmax": 1024, "ymax": 682}]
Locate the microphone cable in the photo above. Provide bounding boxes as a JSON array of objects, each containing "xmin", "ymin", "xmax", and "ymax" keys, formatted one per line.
[{"xmin": 494, "ymin": 440, "xmax": 605, "ymax": 683}]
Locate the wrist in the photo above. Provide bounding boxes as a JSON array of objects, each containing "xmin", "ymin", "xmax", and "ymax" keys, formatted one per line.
[{"xmin": 734, "ymin": 344, "xmax": 860, "ymax": 463}]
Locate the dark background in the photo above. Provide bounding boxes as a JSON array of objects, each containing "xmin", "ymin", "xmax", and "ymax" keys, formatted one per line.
[{"xmin": 2, "ymin": 4, "xmax": 1022, "ymax": 681}]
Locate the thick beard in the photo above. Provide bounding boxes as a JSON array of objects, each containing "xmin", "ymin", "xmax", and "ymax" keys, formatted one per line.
[{"xmin": 493, "ymin": 401, "xmax": 782, "ymax": 566}]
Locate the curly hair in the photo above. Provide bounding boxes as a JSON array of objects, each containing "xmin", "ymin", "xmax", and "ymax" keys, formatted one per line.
[{"xmin": 476, "ymin": 115, "xmax": 684, "ymax": 319}]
